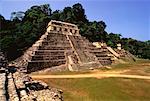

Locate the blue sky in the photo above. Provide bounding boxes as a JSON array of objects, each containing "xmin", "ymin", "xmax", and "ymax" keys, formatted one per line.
[{"xmin": 0, "ymin": 0, "xmax": 150, "ymax": 41}]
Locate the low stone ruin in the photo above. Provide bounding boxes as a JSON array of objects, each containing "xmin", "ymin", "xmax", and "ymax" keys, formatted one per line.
[
  {"xmin": 12, "ymin": 71, "xmax": 63, "ymax": 101},
  {"xmin": 0, "ymin": 52, "xmax": 63, "ymax": 101},
  {"xmin": 93, "ymin": 42, "xmax": 137, "ymax": 62}
]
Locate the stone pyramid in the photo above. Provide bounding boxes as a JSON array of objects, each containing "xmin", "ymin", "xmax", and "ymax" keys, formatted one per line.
[{"xmin": 14, "ymin": 20, "xmax": 112, "ymax": 73}]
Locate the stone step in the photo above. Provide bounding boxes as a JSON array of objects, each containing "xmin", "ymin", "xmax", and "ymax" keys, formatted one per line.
[
  {"xmin": 30, "ymin": 59, "xmax": 66, "ymax": 62},
  {"xmin": 99, "ymin": 60, "xmax": 112, "ymax": 65},
  {"xmin": 97, "ymin": 57, "xmax": 111, "ymax": 60},
  {"xmin": 69, "ymin": 35, "xmax": 83, "ymax": 39},
  {"xmin": 35, "ymin": 50, "xmax": 66, "ymax": 52},
  {"xmin": 47, "ymin": 33, "xmax": 66, "ymax": 36},
  {"xmin": 39, "ymin": 45, "xmax": 71, "ymax": 49},
  {"xmin": 38, "ymin": 47, "xmax": 66, "ymax": 50},
  {"xmin": 31, "ymin": 55, "xmax": 65, "ymax": 61},
  {"xmin": 33, "ymin": 54, "xmax": 65, "ymax": 57},
  {"xmin": 27, "ymin": 59, "xmax": 66, "ymax": 72},
  {"xmin": 41, "ymin": 41, "xmax": 71, "ymax": 46},
  {"xmin": 43, "ymin": 39, "xmax": 68, "ymax": 42},
  {"xmin": 35, "ymin": 51, "xmax": 64, "ymax": 55},
  {"xmin": 95, "ymin": 54, "xmax": 109, "ymax": 57},
  {"xmin": 38, "ymin": 47, "xmax": 72, "ymax": 50},
  {"xmin": 90, "ymin": 49, "xmax": 108, "ymax": 53},
  {"xmin": 41, "ymin": 41, "xmax": 70, "ymax": 45},
  {"xmin": 45, "ymin": 35, "xmax": 68, "ymax": 39},
  {"xmin": 46, "ymin": 35, "xmax": 67, "ymax": 39}
]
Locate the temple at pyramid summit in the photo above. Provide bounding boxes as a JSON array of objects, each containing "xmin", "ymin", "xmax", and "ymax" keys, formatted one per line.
[{"xmin": 12, "ymin": 20, "xmax": 134, "ymax": 73}]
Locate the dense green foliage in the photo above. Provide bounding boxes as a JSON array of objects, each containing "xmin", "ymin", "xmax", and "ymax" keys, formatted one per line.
[{"xmin": 0, "ymin": 3, "xmax": 150, "ymax": 60}]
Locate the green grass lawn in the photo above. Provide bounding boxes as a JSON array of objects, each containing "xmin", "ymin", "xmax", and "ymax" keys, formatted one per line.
[
  {"xmin": 110, "ymin": 59, "xmax": 150, "ymax": 76},
  {"xmin": 39, "ymin": 78, "xmax": 150, "ymax": 101},
  {"xmin": 33, "ymin": 59, "xmax": 150, "ymax": 101},
  {"xmin": 31, "ymin": 70, "xmax": 91, "ymax": 75},
  {"xmin": 111, "ymin": 59, "xmax": 150, "ymax": 70}
]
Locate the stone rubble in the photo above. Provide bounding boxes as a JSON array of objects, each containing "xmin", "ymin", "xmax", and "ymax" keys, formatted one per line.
[
  {"xmin": 12, "ymin": 71, "xmax": 63, "ymax": 101},
  {"xmin": 0, "ymin": 52, "xmax": 63, "ymax": 101},
  {"xmin": 0, "ymin": 73, "xmax": 7, "ymax": 101}
]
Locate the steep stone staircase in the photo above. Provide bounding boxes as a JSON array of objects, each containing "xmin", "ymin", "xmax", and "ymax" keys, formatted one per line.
[
  {"xmin": 28, "ymin": 32, "xmax": 73, "ymax": 72},
  {"xmin": 72, "ymin": 36, "xmax": 112, "ymax": 65},
  {"xmin": 89, "ymin": 46, "xmax": 112, "ymax": 65}
]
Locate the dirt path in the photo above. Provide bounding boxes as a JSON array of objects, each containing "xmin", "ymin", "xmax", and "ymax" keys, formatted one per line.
[
  {"xmin": 31, "ymin": 70, "xmax": 150, "ymax": 80},
  {"xmin": 31, "ymin": 63, "xmax": 150, "ymax": 80}
]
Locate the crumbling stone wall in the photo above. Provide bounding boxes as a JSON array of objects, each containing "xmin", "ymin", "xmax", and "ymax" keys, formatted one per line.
[
  {"xmin": 0, "ymin": 69, "xmax": 63, "ymax": 101},
  {"xmin": 0, "ymin": 73, "xmax": 7, "ymax": 101},
  {"xmin": 0, "ymin": 52, "xmax": 63, "ymax": 101}
]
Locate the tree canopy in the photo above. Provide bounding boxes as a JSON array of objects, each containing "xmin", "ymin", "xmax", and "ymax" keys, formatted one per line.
[{"xmin": 0, "ymin": 3, "xmax": 150, "ymax": 60}]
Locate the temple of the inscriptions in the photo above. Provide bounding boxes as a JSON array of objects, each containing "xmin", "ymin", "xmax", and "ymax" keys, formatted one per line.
[{"xmin": 13, "ymin": 20, "xmax": 134, "ymax": 73}]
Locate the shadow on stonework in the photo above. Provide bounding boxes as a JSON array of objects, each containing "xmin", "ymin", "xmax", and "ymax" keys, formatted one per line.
[
  {"xmin": 8, "ymin": 66, "xmax": 17, "ymax": 73},
  {"xmin": 25, "ymin": 81, "xmax": 49, "ymax": 91}
]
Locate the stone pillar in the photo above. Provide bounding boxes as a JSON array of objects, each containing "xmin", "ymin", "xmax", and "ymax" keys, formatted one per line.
[
  {"xmin": 117, "ymin": 43, "xmax": 121, "ymax": 50},
  {"xmin": 47, "ymin": 26, "xmax": 54, "ymax": 32},
  {"xmin": 51, "ymin": 26, "xmax": 54, "ymax": 31},
  {"xmin": 72, "ymin": 29, "xmax": 75, "ymax": 34},
  {"xmin": 56, "ymin": 27, "xmax": 60, "ymax": 31},
  {"xmin": 76, "ymin": 30, "xmax": 79, "ymax": 35}
]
